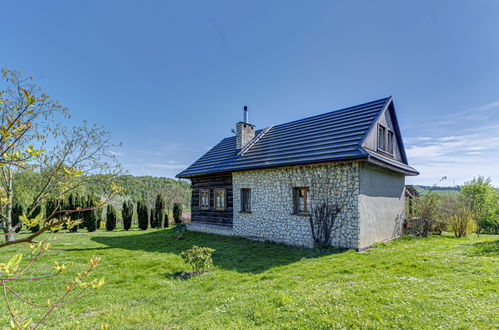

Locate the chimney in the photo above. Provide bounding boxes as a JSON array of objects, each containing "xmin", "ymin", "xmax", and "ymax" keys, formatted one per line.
[{"xmin": 236, "ymin": 105, "xmax": 255, "ymax": 150}]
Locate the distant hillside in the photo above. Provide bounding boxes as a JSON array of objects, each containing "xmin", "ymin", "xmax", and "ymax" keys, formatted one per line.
[
  {"xmin": 13, "ymin": 171, "xmax": 191, "ymax": 211},
  {"xmin": 412, "ymin": 185, "xmax": 459, "ymax": 197}
]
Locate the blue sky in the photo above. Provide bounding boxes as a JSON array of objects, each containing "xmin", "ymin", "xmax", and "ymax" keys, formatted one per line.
[{"xmin": 2, "ymin": 1, "xmax": 499, "ymax": 186}]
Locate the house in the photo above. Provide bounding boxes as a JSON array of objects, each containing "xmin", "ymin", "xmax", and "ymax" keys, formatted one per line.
[{"xmin": 176, "ymin": 97, "xmax": 418, "ymax": 250}]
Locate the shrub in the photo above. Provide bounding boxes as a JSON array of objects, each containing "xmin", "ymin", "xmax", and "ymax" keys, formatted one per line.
[
  {"xmin": 29, "ymin": 202, "xmax": 42, "ymax": 233},
  {"xmin": 308, "ymin": 202, "xmax": 342, "ymax": 249},
  {"xmin": 164, "ymin": 213, "xmax": 169, "ymax": 228},
  {"xmin": 460, "ymin": 176, "xmax": 498, "ymax": 235},
  {"xmin": 174, "ymin": 223, "xmax": 187, "ymax": 240},
  {"xmin": 11, "ymin": 203, "xmax": 23, "ymax": 233},
  {"xmin": 173, "ymin": 202, "xmax": 183, "ymax": 224},
  {"xmin": 149, "ymin": 211, "xmax": 155, "ymax": 228},
  {"xmin": 106, "ymin": 205, "xmax": 117, "ymax": 231},
  {"xmin": 154, "ymin": 194, "xmax": 165, "ymax": 228},
  {"xmin": 137, "ymin": 201, "xmax": 148, "ymax": 230},
  {"xmin": 84, "ymin": 195, "xmax": 98, "ymax": 232},
  {"xmin": 413, "ymin": 192, "xmax": 440, "ymax": 236},
  {"xmin": 122, "ymin": 200, "xmax": 133, "ymax": 231},
  {"xmin": 445, "ymin": 202, "xmax": 476, "ymax": 237},
  {"xmin": 180, "ymin": 246, "xmax": 215, "ymax": 273}
]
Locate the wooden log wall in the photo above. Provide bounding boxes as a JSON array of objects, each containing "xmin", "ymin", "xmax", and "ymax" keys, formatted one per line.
[{"xmin": 191, "ymin": 172, "xmax": 233, "ymax": 225}]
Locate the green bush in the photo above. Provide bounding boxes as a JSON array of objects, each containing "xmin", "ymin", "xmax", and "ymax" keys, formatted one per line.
[
  {"xmin": 180, "ymin": 246, "xmax": 215, "ymax": 273},
  {"xmin": 173, "ymin": 202, "xmax": 183, "ymax": 224},
  {"xmin": 106, "ymin": 205, "xmax": 117, "ymax": 231}
]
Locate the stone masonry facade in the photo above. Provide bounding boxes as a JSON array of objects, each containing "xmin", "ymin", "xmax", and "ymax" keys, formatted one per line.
[
  {"xmin": 232, "ymin": 162, "xmax": 360, "ymax": 248},
  {"xmin": 187, "ymin": 162, "xmax": 361, "ymax": 249}
]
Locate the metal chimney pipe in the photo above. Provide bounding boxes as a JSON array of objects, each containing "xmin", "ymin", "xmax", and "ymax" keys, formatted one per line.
[{"xmin": 243, "ymin": 105, "xmax": 248, "ymax": 123}]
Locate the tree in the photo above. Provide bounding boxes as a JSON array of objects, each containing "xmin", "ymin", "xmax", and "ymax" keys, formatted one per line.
[
  {"xmin": 29, "ymin": 201, "xmax": 43, "ymax": 233},
  {"xmin": 67, "ymin": 194, "xmax": 78, "ymax": 233},
  {"xmin": 122, "ymin": 200, "xmax": 133, "ymax": 231},
  {"xmin": 84, "ymin": 195, "xmax": 98, "ymax": 232},
  {"xmin": 106, "ymin": 204, "xmax": 117, "ymax": 231},
  {"xmin": 0, "ymin": 68, "xmax": 120, "ymax": 327},
  {"xmin": 164, "ymin": 213, "xmax": 169, "ymax": 228},
  {"xmin": 155, "ymin": 194, "xmax": 165, "ymax": 228},
  {"xmin": 150, "ymin": 207, "xmax": 156, "ymax": 228},
  {"xmin": 460, "ymin": 176, "xmax": 498, "ymax": 236},
  {"xmin": 137, "ymin": 200, "xmax": 148, "ymax": 230},
  {"xmin": 173, "ymin": 202, "xmax": 183, "ymax": 224},
  {"xmin": 11, "ymin": 203, "xmax": 23, "ymax": 233}
]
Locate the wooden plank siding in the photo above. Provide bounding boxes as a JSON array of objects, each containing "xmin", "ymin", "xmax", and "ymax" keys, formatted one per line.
[{"xmin": 191, "ymin": 173, "xmax": 233, "ymax": 225}]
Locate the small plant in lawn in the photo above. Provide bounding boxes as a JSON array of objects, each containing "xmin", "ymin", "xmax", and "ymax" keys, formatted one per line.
[
  {"xmin": 179, "ymin": 246, "xmax": 215, "ymax": 276},
  {"xmin": 174, "ymin": 223, "xmax": 187, "ymax": 240}
]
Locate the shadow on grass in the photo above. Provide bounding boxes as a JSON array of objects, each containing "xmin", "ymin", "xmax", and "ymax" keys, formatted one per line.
[
  {"xmin": 463, "ymin": 239, "xmax": 498, "ymax": 257},
  {"xmin": 84, "ymin": 229, "xmax": 346, "ymax": 274}
]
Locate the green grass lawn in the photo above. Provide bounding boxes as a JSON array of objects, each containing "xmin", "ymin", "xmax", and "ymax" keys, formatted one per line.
[{"xmin": 0, "ymin": 229, "xmax": 497, "ymax": 329}]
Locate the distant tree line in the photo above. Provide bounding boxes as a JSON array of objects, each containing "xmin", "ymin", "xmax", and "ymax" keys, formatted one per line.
[{"xmin": 10, "ymin": 192, "xmax": 185, "ymax": 233}]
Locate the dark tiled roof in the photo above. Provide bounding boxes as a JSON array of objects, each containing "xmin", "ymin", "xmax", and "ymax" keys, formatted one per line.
[{"xmin": 177, "ymin": 97, "xmax": 418, "ymax": 178}]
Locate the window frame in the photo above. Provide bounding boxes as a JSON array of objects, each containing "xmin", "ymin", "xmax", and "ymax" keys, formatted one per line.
[
  {"xmin": 294, "ymin": 187, "xmax": 310, "ymax": 214},
  {"xmin": 377, "ymin": 124, "xmax": 386, "ymax": 152},
  {"xmin": 214, "ymin": 188, "xmax": 226, "ymax": 211},
  {"xmin": 377, "ymin": 124, "xmax": 395, "ymax": 156},
  {"xmin": 199, "ymin": 189, "xmax": 210, "ymax": 210},
  {"xmin": 241, "ymin": 188, "xmax": 251, "ymax": 212},
  {"xmin": 386, "ymin": 129, "xmax": 394, "ymax": 155}
]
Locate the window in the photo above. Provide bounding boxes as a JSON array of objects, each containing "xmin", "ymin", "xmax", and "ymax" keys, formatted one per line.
[
  {"xmin": 378, "ymin": 124, "xmax": 394, "ymax": 155},
  {"xmin": 386, "ymin": 130, "xmax": 394, "ymax": 154},
  {"xmin": 214, "ymin": 189, "xmax": 226, "ymax": 210},
  {"xmin": 241, "ymin": 188, "xmax": 251, "ymax": 212},
  {"xmin": 199, "ymin": 189, "xmax": 210, "ymax": 210},
  {"xmin": 378, "ymin": 125, "xmax": 386, "ymax": 151},
  {"xmin": 294, "ymin": 187, "xmax": 309, "ymax": 214}
]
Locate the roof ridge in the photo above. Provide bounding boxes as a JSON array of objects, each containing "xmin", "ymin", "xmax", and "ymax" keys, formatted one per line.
[
  {"xmin": 272, "ymin": 96, "xmax": 390, "ymax": 129},
  {"xmin": 237, "ymin": 125, "xmax": 273, "ymax": 156}
]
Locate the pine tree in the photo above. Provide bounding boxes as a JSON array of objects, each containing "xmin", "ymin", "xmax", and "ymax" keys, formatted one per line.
[
  {"xmin": 173, "ymin": 202, "xmax": 183, "ymax": 224},
  {"xmin": 154, "ymin": 194, "xmax": 165, "ymax": 228},
  {"xmin": 122, "ymin": 200, "xmax": 133, "ymax": 231},
  {"xmin": 106, "ymin": 204, "xmax": 117, "ymax": 231}
]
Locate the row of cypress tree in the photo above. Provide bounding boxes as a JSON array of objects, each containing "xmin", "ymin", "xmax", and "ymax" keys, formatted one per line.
[
  {"xmin": 11, "ymin": 193, "xmax": 101, "ymax": 233},
  {"xmin": 10, "ymin": 193, "xmax": 184, "ymax": 233}
]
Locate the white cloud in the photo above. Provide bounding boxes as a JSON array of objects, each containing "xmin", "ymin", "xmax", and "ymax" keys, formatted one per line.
[
  {"xmin": 405, "ymin": 100, "xmax": 499, "ymax": 186},
  {"xmin": 145, "ymin": 163, "xmax": 187, "ymax": 170}
]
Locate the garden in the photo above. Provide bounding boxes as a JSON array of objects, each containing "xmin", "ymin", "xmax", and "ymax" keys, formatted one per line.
[{"xmin": 0, "ymin": 229, "xmax": 497, "ymax": 328}]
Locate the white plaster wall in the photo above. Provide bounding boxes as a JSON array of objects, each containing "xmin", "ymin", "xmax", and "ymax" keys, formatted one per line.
[{"xmin": 358, "ymin": 164, "xmax": 405, "ymax": 249}]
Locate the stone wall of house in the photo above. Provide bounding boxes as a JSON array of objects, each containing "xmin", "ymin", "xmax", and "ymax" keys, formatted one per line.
[
  {"xmin": 187, "ymin": 222, "xmax": 235, "ymax": 237},
  {"xmin": 232, "ymin": 162, "xmax": 361, "ymax": 248}
]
